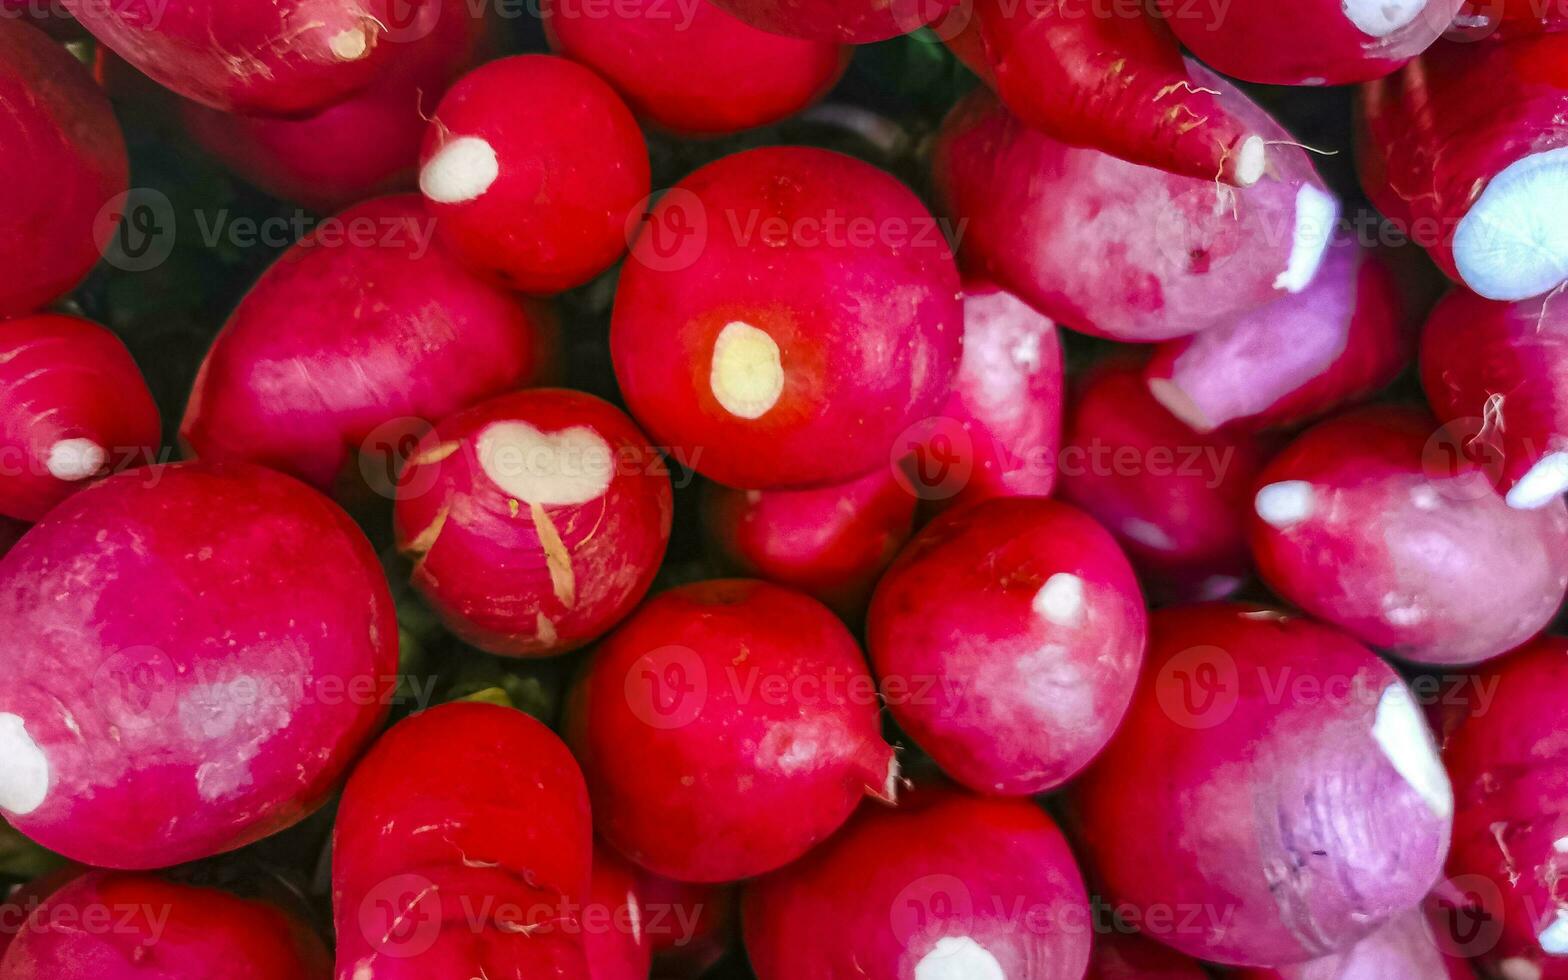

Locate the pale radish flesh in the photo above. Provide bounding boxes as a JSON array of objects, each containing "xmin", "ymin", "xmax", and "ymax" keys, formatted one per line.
[{"xmin": 1230, "ymin": 906, "xmax": 1477, "ymax": 978}]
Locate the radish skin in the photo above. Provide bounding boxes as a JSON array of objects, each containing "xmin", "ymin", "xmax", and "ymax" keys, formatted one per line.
[
  {"xmin": 703, "ymin": 0, "xmax": 959, "ymax": 44},
  {"xmin": 1455, "ymin": 0, "xmax": 1568, "ymax": 36},
  {"xmin": 1230, "ymin": 906, "xmax": 1477, "ymax": 978},
  {"xmin": 635, "ymin": 873, "xmax": 736, "ymax": 977},
  {"xmin": 584, "ymin": 846, "xmax": 652, "ymax": 980},
  {"xmin": 1087, "ymin": 931, "xmax": 1209, "ymax": 979}
]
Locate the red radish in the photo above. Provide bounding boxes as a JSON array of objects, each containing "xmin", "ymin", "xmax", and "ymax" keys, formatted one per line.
[
  {"xmin": 1455, "ymin": 0, "xmax": 1568, "ymax": 36},
  {"xmin": 1230, "ymin": 906, "xmax": 1477, "ymax": 978},
  {"xmin": 932, "ymin": 81, "xmax": 1338, "ymax": 342},
  {"xmin": 542, "ymin": 0, "xmax": 846, "ymax": 135},
  {"xmin": 1069, "ymin": 604, "xmax": 1453, "ymax": 966},
  {"xmin": 635, "ymin": 873, "xmax": 736, "ymax": 977},
  {"xmin": 1155, "ymin": 0, "xmax": 1463, "ymax": 85},
  {"xmin": 742, "ymin": 787, "xmax": 1091, "ymax": 980},
  {"xmin": 1359, "ymin": 34, "xmax": 1568, "ymax": 302},
  {"xmin": 951, "ymin": 0, "xmax": 1268, "ymax": 185},
  {"xmin": 699, "ymin": 467, "xmax": 916, "ymax": 620},
  {"xmin": 333, "ymin": 701, "xmax": 593, "ymax": 979},
  {"xmin": 1058, "ymin": 360, "xmax": 1269, "ymax": 602},
  {"xmin": 419, "ymin": 55, "xmax": 649, "ymax": 296},
  {"xmin": 1248, "ymin": 406, "xmax": 1568, "ymax": 666},
  {"xmin": 867, "ymin": 497, "xmax": 1146, "ymax": 796},
  {"xmin": 180, "ymin": 195, "xmax": 557, "ymax": 492},
  {"xmin": 1087, "ymin": 931, "xmax": 1209, "ymax": 979},
  {"xmin": 0, "ymin": 870, "xmax": 331, "ymax": 979},
  {"xmin": 0, "ymin": 20, "xmax": 128, "ymax": 318},
  {"xmin": 0, "ymin": 865, "xmax": 79, "ymax": 962},
  {"xmin": 0, "ymin": 315, "xmax": 159, "ymax": 522},
  {"xmin": 393, "ymin": 388, "xmax": 674, "ymax": 657},
  {"xmin": 1421, "ymin": 287, "xmax": 1568, "ymax": 510},
  {"xmin": 0, "ymin": 462, "xmax": 396, "ymax": 870},
  {"xmin": 1145, "ymin": 245, "xmax": 1413, "ymax": 434},
  {"xmin": 703, "ymin": 0, "xmax": 958, "ymax": 43},
  {"xmin": 613, "ymin": 146, "xmax": 962, "ymax": 489},
  {"xmin": 585, "ymin": 846, "xmax": 652, "ymax": 980},
  {"xmin": 564, "ymin": 579, "xmax": 896, "ymax": 883}
]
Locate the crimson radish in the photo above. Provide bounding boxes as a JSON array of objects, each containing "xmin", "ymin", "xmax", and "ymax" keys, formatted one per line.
[
  {"xmin": 419, "ymin": 54, "xmax": 649, "ymax": 296},
  {"xmin": 1230, "ymin": 906, "xmax": 1477, "ymax": 978},
  {"xmin": 1455, "ymin": 0, "xmax": 1568, "ymax": 35},
  {"xmin": 867, "ymin": 497, "xmax": 1146, "ymax": 796},
  {"xmin": 742, "ymin": 787, "xmax": 1091, "ymax": 980},
  {"xmin": 1087, "ymin": 931, "xmax": 1209, "ymax": 979},
  {"xmin": 584, "ymin": 846, "xmax": 651, "ymax": 980},
  {"xmin": 564, "ymin": 579, "xmax": 896, "ymax": 883},
  {"xmin": 333, "ymin": 701, "xmax": 593, "ymax": 979},
  {"xmin": 393, "ymin": 388, "xmax": 674, "ymax": 657},
  {"xmin": 636, "ymin": 873, "xmax": 736, "ymax": 977},
  {"xmin": 0, "ymin": 315, "xmax": 159, "ymax": 522},
  {"xmin": 0, "ymin": 462, "xmax": 396, "ymax": 869},
  {"xmin": 1249, "ymin": 406, "xmax": 1568, "ymax": 665},
  {"xmin": 704, "ymin": 0, "xmax": 958, "ymax": 43},
  {"xmin": 613, "ymin": 145, "xmax": 962, "ymax": 489},
  {"xmin": 1068, "ymin": 604, "xmax": 1453, "ymax": 966}
]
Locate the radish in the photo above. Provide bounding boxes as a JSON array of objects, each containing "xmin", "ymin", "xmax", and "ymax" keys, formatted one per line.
[
  {"xmin": 0, "ymin": 462, "xmax": 396, "ymax": 870},
  {"xmin": 1248, "ymin": 406, "xmax": 1568, "ymax": 666},
  {"xmin": 613, "ymin": 146, "xmax": 962, "ymax": 489},
  {"xmin": 699, "ymin": 467, "xmax": 916, "ymax": 620},
  {"xmin": 1155, "ymin": 0, "xmax": 1464, "ymax": 85},
  {"xmin": 1359, "ymin": 34, "xmax": 1568, "ymax": 302},
  {"xmin": 419, "ymin": 54, "xmax": 649, "ymax": 296},
  {"xmin": 1421, "ymin": 287, "xmax": 1568, "ymax": 510},
  {"xmin": 932, "ymin": 80, "xmax": 1338, "ymax": 342},
  {"xmin": 1455, "ymin": 0, "xmax": 1568, "ymax": 37},
  {"xmin": 0, "ymin": 20, "xmax": 128, "ymax": 318},
  {"xmin": 563, "ymin": 579, "xmax": 896, "ymax": 883},
  {"xmin": 180, "ymin": 195, "xmax": 557, "ymax": 492},
  {"xmin": 0, "ymin": 870, "xmax": 332, "ymax": 979},
  {"xmin": 742, "ymin": 786, "xmax": 1091, "ymax": 980},
  {"xmin": 1068, "ymin": 603, "xmax": 1453, "ymax": 967},
  {"xmin": 333, "ymin": 701, "xmax": 593, "ymax": 979},
  {"xmin": 1230, "ymin": 907, "xmax": 1477, "ymax": 978},
  {"xmin": 0, "ymin": 865, "xmax": 78, "ymax": 962},
  {"xmin": 866, "ymin": 497, "xmax": 1146, "ymax": 796},
  {"xmin": 635, "ymin": 873, "xmax": 736, "ymax": 977},
  {"xmin": 0, "ymin": 315, "xmax": 159, "ymax": 522},
  {"xmin": 1058, "ymin": 359, "xmax": 1269, "ymax": 602},
  {"xmin": 542, "ymin": 0, "xmax": 846, "ymax": 136},
  {"xmin": 584, "ymin": 846, "xmax": 652, "ymax": 980},
  {"xmin": 703, "ymin": 0, "xmax": 958, "ymax": 43},
  {"xmin": 393, "ymin": 388, "xmax": 674, "ymax": 657},
  {"xmin": 1088, "ymin": 931, "xmax": 1208, "ymax": 978},
  {"xmin": 1144, "ymin": 245, "xmax": 1414, "ymax": 434}
]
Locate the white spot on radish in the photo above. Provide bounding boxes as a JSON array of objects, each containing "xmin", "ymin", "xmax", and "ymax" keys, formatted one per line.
[
  {"xmin": 915, "ymin": 937, "xmax": 1005, "ymax": 980},
  {"xmin": 477, "ymin": 422, "xmax": 613, "ymax": 507},
  {"xmin": 1234, "ymin": 136, "xmax": 1266, "ymax": 187},
  {"xmin": 1454, "ymin": 147, "xmax": 1568, "ymax": 301},
  {"xmin": 1500, "ymin": 959, "xmax": 1544, "ymax": 980},
  {"xmin": 1275, "ymin": 184, "xmax": 1337, "ymax": 294},
  {"xmin": 1555, "ymin": 836, "xmax": 1568, "ymax": 854},
  {"xmin": 1255, "ymin": 481, "xmax": 1315, "ymax": 529},
  {"xmin": 709, "ymin": 321, "xmax": 783, "ymax": 420},
  {"xmin": 46, "ymin": 438, "xmax": 105, "ymax": 481},
  {"xmin": 329, "ymin": 27, "xmax": 370, "ymax": 60},
  {"xmin": 419, "ymin": 137, "xmax": 500, "ymax": 204},
  {"xmin": 1342, "ymin": 0, "xmax": 1425, "ymax": 37},
  {"xmin": 1541, "ymin": 910, "xmax": 1568, "ymax": 955},
  {"xmin": 1121, "ymin": 517, "xmax": 1176, "ymax": 551},
  {"xmin": 1409, "ymin": 484, "xmax": 1441, "ymax": 510},
  {"xmin": 1372, "ymin": 683, "xmax": 1453, "ymax": 819},
  {"xmin": 0, "ymin": 714, "xmax": 49, "ymax": 815},
  {"xmin": 1009, "ymin": 332, "xmax": 1042, "ymax": 372},
  {"xmin": 1146, "ymin": 378, "xmax": 1214, "ymax": 433},
  {"xmin": 1381, "ymin": 593, "xmax": 1425, "ymax": 627},
  {"xmin": 1507, "ymin": 451, "xmax": 1568, "ymax": 510},
  {"xmin": 1032, "ymin": 573, "xmax": 1086, "ymax": 627}
]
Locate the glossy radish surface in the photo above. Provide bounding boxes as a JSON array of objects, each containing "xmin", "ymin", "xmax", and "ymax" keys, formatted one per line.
[
  {"xmin": 583, "ymin": 845, "xmax": 652, "ymax": 980},
  {"xmin": 704, "ymin": 0, "xmax": 958, "ymax": 43}
]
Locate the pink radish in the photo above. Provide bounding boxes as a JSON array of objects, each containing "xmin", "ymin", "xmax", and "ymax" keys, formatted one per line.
[
  {"xmin": 1359, "ymin": 34, "xmax": 1568, "ymax": 302},
  {"xmin": 1230, "ymin": 906, "xmax": 1477, "ymax": 978},
  {"xmin": 1088, "ymin": 931, "xmax": 1209, "ymax": 979},
  {"xmin": 867, "ymin": 497, "xmax": 1146, "ymax": 796},
  {"xmin": 703, "ymin": 0, "xmax": 958, "ymax": 43},
  {"xmin": 613, "ymin": 145, "xmax": 962, "ymax": 489},
  {"xmin": 333, "ymin": 701, "xmax": 593, "ymax": 979},
  {"xmin": 419, "ymin": 54, "xmax": 649, "ymax": 296},
  {"xmin": 1069, "ymin": 603, "xmax": 1453, "ymax": 967},
  {"xmin": 1145, "ymin": 244, "xmax": 1414, "ymax": 434},
  {"xmin": 584, "ymin": 846, "xmax": 652, "ymax": 980},
  {"xmin": 742, "ymin": 787, "xmax": 1091, "ymax": 980},
  {"xmin": 932, "ymin": 80, "xmax": 1338, "ymax": 342},
  {"xmin": 1248, "ymin": 406, "xmax": 1568, "ymax": 665},
  {"xmin": 0, "ymin": 314, "xmax": 159, "ymax": 522},
  {"xmin": 542, "ymin": 0, "xmax": 846, "ymax": 135},
  {"xmin": 0, "ymin": 20, "xmax": 128, "ymax": 318},
  {"xmin": 393, "ymin": 388, "xmax": 674, "ymax": 657},
  {"xmin": 564, "ymin": 579, "xmax": 896, "ymax": 883},
  {"xmin": 0, "ymin": 462, "xmax": 396, "ymax": 869},
  {"xmin": 180, "ymin": 194, "xmax": 557, "ymax": 492}
]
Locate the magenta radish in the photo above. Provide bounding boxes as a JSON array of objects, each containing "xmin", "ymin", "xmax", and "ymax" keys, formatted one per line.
[
  {"xmin": 0, "ymin": 315, "xmax": 159, "ymax": 522},
  {"xmin": 584, "ymin": 846, "xmax": 652, "ymax": 980},
  {"xmin": 1069, "ymin": 604, "xmax": 1453, "ymax": 966},
  {"xmin": 393, "ymin": 388, "xmax": 674, "ymax": 657},
  {"xmin": 613, "ymin": 145, "xmax": 962, "ymax": 489},
  {"xmin": 1421, "ymin": 287, "xmax": 1568, "ymax": 510},
  {"xmin": 1144, "ymin": 244, "xmax": 1414, "ymax": 434},
  {"xmin": 1455, "ymin": 0, "xmax": 1568, "ymax": 36},
  {"xmin": 0, "ymin": 462, "xmax": 396, "ymax": 869},
  {"xmin": 180, "ymin": 194, "xmax": 557, "ymax": 491},
  {"xmin": 0, "ymin": 871, "xmax": 332, "ymax": 979},
  {"xmin": 564, "ymin": 579, "xmax": 896, "ymax": 883},
  {"xmin": 932, "ymin": 82, "xmax": 1338, "ymax": 342},
  {"xmin": 1087, "ymin": 931, "xmax": 1209, "ymax": 979},
  {"xmin": 742, "ymin": 787, "xmax": 1091, "ymax": 980},
  {"xmin": 1248, "ymin": 406, "xmax": 1568, "ymax": 665},
  {"xmin": 419, "ymin": 54, "xmax": 649, "ymax": 296},
  {"xmin": 867, "ymin": 497, "xmax": 1146, "ymax": 796},
  {"xmin": 1230, "ymin": 906, "xmax": 1477, "ymax": 979},
  {"xmin": 1359, "ymin": 34, "xmax": 1568, "ymax": 301},
  {"xmin": 542, "ymin": 0, "xmax": 846, "ymax": 135},
  {"xmin": 703, "ymin": 0, "xmax": 958, "ymax": 43},
  {"xmin": 0, "ymin": 20, "xmax": 128, "ymax": 318}
]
